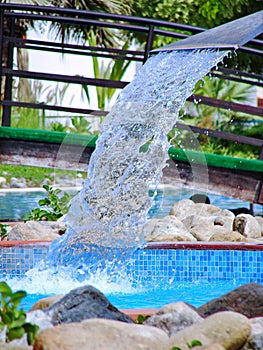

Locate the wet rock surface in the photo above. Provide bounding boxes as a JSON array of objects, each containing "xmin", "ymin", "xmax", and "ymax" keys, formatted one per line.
[{"xmin": 44, "ymin": 285, "xmax": 134, "ymax": 325}]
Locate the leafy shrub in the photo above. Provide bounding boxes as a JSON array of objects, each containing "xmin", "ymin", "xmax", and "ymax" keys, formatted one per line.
[
  {"xmin": 25, "ymin": 184, "xmax": 74, "ymax": 221},
  {"xmin": 0, "ymin": 282, "xmax": 39, "ymax": 345}
]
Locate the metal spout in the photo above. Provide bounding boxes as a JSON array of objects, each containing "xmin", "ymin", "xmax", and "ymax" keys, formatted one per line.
[{"xmin": 150, "ymin": 11, "xmax": 263, "ymax": 53}]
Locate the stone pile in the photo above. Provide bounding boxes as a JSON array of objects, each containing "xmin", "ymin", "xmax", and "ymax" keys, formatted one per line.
[
  {"xmin": 5, "ymin": 199, "xmax": 263, "ymax": 242},
  {"xmin": 144, "ymin": 199, "xmax": 263, "ymax": 243},
  {"xmin": 2, "ymin": 283, "xmax": 263, "ymax": 350}
]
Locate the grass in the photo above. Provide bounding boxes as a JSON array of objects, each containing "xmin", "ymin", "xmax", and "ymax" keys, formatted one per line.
[{"xmin": 0, "ymin": 164, "xmax": 86, "ymax": 188}]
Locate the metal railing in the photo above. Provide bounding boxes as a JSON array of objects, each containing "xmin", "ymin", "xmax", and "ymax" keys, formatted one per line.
[{"xmin": 1, "ymin": 3, "xmax": 263, "ymax": 126}]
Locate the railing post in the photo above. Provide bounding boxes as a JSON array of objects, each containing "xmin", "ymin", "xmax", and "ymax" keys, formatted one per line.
[
  {"xmin": 143, "ymin": 24, "xmax": 154, "ymax": 64},
  {"xmin": 2, "ymin": 15, "xmax": 15, "ymax": 126},
  {"xmin": 0, "ymin": 8, "xmax": 4, "ymax": 112}
]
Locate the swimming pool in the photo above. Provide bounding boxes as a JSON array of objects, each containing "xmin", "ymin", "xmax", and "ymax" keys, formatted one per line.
[
  {"xmin": 1, "ymin": 241, "xmax": 263, "ymax": 310},
  {"xmin": 1, "ymin": 187, "xmax": 262, "ymax": 310}
]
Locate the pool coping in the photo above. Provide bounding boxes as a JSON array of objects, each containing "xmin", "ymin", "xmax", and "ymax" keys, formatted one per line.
[{"xmin": 1, "ymin": 240, "xmax": 263, "ymax": 251}]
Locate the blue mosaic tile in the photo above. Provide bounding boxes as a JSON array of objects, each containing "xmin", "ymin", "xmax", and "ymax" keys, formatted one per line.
[{"xmin": 1, "ymin": 246, "xmax": 263, "ymax": 283}]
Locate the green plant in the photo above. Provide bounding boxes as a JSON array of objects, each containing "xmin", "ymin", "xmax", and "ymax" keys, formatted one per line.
[
  {"xmin": 171, "ymin": 339, "xmax": 202, "ymax": 350},
  {"xmin": 25, "ymin": 184, "xmax": 74, "ymax": 221},
  {"xmin": 136, "ymin": 314, "xmax": 150, "ymax": 324},
  {"xmin": 0, "ymin": 224, "xmax": 9, "ymax": 240},
  {"xmin": 187, "ymin": 76, "xmax": 255, "ymax": 130},
  {"xmin": 68, "ymin": 116, "xmax": 93, "ymax": 134},
  {"xmin": 50, "ymin": 121, "xmax": 69, "ymax": 132},
  {"xmin": 0, "ymin": 282, "xmax": 39, "ymax": 345},
  {"xmin": 81, "ymin": 32, "xmax": 131, "ymax": 111}
]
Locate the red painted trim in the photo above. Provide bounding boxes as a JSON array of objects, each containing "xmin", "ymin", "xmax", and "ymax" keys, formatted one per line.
[
  {"xmin": 121, "ymin": 308, "xmax": 158, "ymax": 321},
  {"xmin": 0, "ymin": 240, "xmax": 51, "ymax": 248},
  {"xmin": 0, "ymin": 240, "xmax": 263, "ymax": 251},
  {"xmin": 145, "ymin": 241, "xmax": 263, "ymax": 251}
]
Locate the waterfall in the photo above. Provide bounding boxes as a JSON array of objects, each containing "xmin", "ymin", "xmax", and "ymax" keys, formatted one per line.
[{"xmin": 48, "ymin": 49, "xmax": 228, "ymax": 271}]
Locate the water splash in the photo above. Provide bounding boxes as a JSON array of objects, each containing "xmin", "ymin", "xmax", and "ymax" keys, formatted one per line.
[{"xmin": 48, "ymin": 49, "xmax": 229, "ymax": 271}]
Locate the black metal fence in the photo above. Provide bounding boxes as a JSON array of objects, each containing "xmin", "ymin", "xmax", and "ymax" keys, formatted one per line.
[
  {"xmin": 1, "ymin": 4, "xmax": 263, "ymax": 124},
  {"xmin": 0, "ymin": 4, "xmax": 263, "ymax": 160}
]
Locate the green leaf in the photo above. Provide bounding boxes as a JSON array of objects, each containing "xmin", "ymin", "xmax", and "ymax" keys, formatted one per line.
[
  {"xmin": 0, "ymin": 282, "xmax": 12, "ymax": 296},
  {"xmin": 9, "ymin": 315, "xmax": 26, "ymax": 329},
  {"xmin": 1, "ymin": 312, "xmax": 12, "ymax": 325},
  {"xmin": 7, "ymin": 326, "xmax": 25, "ymax": 342},
  {"xmin": 42, "ymin": 184, "xmax": 50, "ymax": 192},
  {"xmin": 39, "ymin": 199, "xmax": 50, "ymax": 206},
  {"xmin": 24, "ymin": 323, "xmax": 39, "ymax": 345},
  {"xmin": 187, "ymin": 339, "xmax": 203, "ymax": 348},
  {"xmin": 10, "ymin": 290, "xmax": 27, "ymax": 305}
]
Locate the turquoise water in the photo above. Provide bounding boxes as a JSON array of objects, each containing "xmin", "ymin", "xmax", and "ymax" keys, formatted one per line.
[
  {"xmin": 8, "ymin": 245, "xmax": 263, "ymax": 310},
  {"xmin": 21, "ymin": 278, "xmax": 260, "ymax": 310},
  {"xmin": 0, "ymin": 187, "xmax": 262, "ymax": 221}
]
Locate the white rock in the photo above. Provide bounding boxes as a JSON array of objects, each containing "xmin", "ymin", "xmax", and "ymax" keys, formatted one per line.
[
  {"xmin": 144, "ymin": 215, "xmax": 196, "ymax": 242},
  {"xmin": 233, "ymin": 214, "xmax": 261, "ymax": 239}
]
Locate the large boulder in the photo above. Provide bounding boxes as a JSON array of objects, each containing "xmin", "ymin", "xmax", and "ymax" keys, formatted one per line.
[
  {"xmin": 144, "ymin": 215, "xmax": 196, "ymax": 242},
  {"xmin": 209, "ymin": 229, "xmax": 247, "ymax": 242},
  {"xmin": 44, "ymin": 285, "xmax": 134, "ymax": 325},
  {"xmin": 169, "ymin": 311, "xmax": 250, "ymax": 350},
  {"xmin": 30, "ymin": 295, "xmax": 64, "ymax": 311},
  {"xmin": 143, "ymin": 301, "xmax": 203, "ymax": 336},
  {"xmin": 169, "ymin": 199, "xmax": 196, "ymax": 221},
  {"xmin": 197, "ymin": 283, "xmax": 263, "ymax": 318},
  {"xmin": 7, "ymin": 221, "xmax": 66, "ymax": 241},
  {"xmin": 255, "ymin": 216, "xmax": 263, "ymax": 236},
  {"xmin": 169, "ymin": 200, "xmax": 236, "ymax": 241},
  {"xmin": 33, "ymin": 318, "xmax": 170, "ymax": 350}
]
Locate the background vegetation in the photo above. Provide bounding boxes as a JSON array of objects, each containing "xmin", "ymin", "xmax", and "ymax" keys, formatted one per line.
[{"xmin": 2, "ymin": 0, "xmax": 263, "ymax": 183}]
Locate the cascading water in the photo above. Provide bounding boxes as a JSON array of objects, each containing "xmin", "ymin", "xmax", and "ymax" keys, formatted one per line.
[{"xmin": 47, "ymin": 49, "xmax": 229, "ymax": 275}]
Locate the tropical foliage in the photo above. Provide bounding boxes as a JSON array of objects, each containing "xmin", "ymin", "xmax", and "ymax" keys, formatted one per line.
[
  {"xmin": 0, "ymin": 282, "xmax": 39, "ymax": 345},
  {"xmin": 186, "ymin": 76, "xmax": 255, "ymax": 129}
]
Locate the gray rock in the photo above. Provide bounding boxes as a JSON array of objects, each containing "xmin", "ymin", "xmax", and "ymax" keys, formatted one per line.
[
  {"xmin": 10, "ymin": 177, "xmax": 27, "ymax": 188},
  {"xmin": 241, "ymin": 317, "xmax": 263, "ymax": 350},
  {"xmin": 144, "ymin": 301, "xmax": 203, "ymax": 336},
  {"xmin": 197, "ymin": 283, "xmax": 263, "ymax": 318},
  {"xmin": 44, "ymin": 285, "xmax": 134, "ymax": 325}
]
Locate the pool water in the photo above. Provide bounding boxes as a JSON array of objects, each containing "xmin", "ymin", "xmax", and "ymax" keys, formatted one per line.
[
  {"xmin": 1, "ymin": 187, "xmax": 263, "ymax": 311},
  {"xmin": 21, "ymin": 278, "xmax": 258, "ymax": 311},
  {"xmin": 1, "ymin": 187, "xmax": 262, "ymax": 221},
  {"xmin": 5, "ymin": 245, "xmax": 263, "ymax": 311}
]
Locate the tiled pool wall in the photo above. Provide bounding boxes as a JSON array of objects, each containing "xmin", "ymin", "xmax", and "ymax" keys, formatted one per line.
[
  {"xmin": 0, "ymin": 243, "xmax": 49, "ymax": 277},
  {"xmin": 132, "ymin": 248, "xmax": 263, "ymax": 283},
  {"xmin": 0, "ymin": 242, "xmax": 263, "ymax": 283}
]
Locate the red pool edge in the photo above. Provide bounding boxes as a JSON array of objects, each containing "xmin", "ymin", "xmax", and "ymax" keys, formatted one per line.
[{"xmin": 1, "ymin": 240, "xmax": 263, "ymax": 251}]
